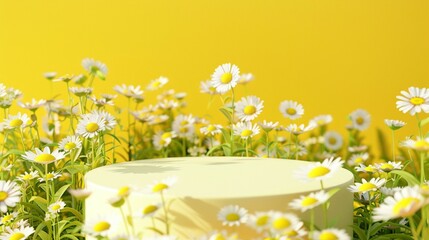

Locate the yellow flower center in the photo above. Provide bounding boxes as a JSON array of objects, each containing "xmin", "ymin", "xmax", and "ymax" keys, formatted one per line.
[
  {"xmin": 358, "ymin": 182, "xmax": 377, "ymax": 192},
  {"xmin": 9, "ymin": 233, "xmax": 25, "ymax": 240},
  {"xmin": 356, "ymin": 117, "xmax": 364, "ymax": 125},
  {"xmin": 35, "ymin": 153, "xmax": 55, "ymax": 163},
  {"xmin": 64, "ymin": 142, "xmax": 76, "ymax": 151},
  {"xmin": 151, "ymin": 81, "xmax": 161, "ymax": 88},
  {"xmin": 46, "ymin": 173, "xmax": 55, "ymax": 180},
  {"xmin": 354, "ymin": 157, "xmax": 363, "ymax": 164},
  {"xmin": 308, "ymin": 166, "xmax": 330, "ymax": 178},
  {"xmin": 328, "ymin": 137, "xmax": 337, "ymax": 145},
  {"xmin": 152, "ymin": 183, "xmax": 168, "ymax": 192},
  {"xmin": 241, "ymin": 129, "xmax": 253, "ymax": 137},
  {"xmin": 51, "ymin": 204, "xmax": 62, "ymax": 211},
  {"xmin": 225, "ymin": 213, "xmax": 240, "ymax": 222},
  {"xmin": 180, "ymin": 127, "xmax": 188, "ymax": 133},
  {"xmin": 301, "ymin": 197, "xmax": 318, "ymax": 206},
  {"xmin": 207, "ymin": 125, "xmax": 216, "ymax": 132},
  {"xmin": 410, "ymin": 97, "xmax": 424, "ymax": 105},
  {"xmin": 22, "ymin": 174, "xmax": 32, "ymax": 180},
  {"xmin": 9, "ymin": 119, "xmax": 23, "ymax": 127},
  {"xmin": 1, "ymin": 214, "xmax": 13, "ymax": 223},
  {"xmin": 272, "ymin": 217, "xmax": 290, "ymax": 230},
  {"xmin": 286, "ymin": 230, "xmax": 298, "ymax": 237},
  {"xmin": 256, "ymin": 215, "xmax": 269, "ymax": 226},
  {"xmin": 85, "ymin": 122, "xmax": 99, "ymax": 133},
  {"xmin": 161, "ymin": 132, "xmax": 172, "ymax": 140},
  {"xmin": 286, "ymin": 108, "xmax": 296, "ymax": 115},
  {"xmin": 393, "ymin": 197, "xmax": 420, "ymax": 216},
  {"xmin": 118, "ymin": 186, "xmax": 130, "ymax": 197},
  {"xmin": 319, "ymin": 232, "xmax": 338, "ymax": 240},
  {"xmin": 220, "ymin": 73, "xmax": 233, "ymax": 84},
  {"xmin": 93, "ymin": 221, "xmax": 111, "ymax": 232},
  {"xmin": 244, "ymin": 105, "xmax": 256, "ymax": 115},
  {"xmin": 212, "ymin": 234, "xmax": 226, "ymax": 240},
  {"xmin": 143, "ymin": 205, "xmax": 159, "ymax": 215},
  {"xmin": 364, "ymin": 166, "xmax": 375, "ymax": 172},
  {"xmin": 380, "ymin": 163, "xmax": 393, "ymax": 170},
  {"xmin": 414, "ymin": 140, "xmax": 429, "ymax": 150}
]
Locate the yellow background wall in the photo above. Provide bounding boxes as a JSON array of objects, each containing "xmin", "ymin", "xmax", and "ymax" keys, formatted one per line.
[{"xmin": 1, "ymin": 0, "xmax": 428, "ymax": 157}]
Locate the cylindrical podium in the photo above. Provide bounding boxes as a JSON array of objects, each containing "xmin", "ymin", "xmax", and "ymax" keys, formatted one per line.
[{"xmin": 85, "ymin": 157, "xmax": 354, "ymax": 238}]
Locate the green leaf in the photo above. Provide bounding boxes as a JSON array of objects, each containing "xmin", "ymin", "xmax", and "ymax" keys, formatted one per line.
[
  {"xmin": 219, "ymin": 107, "xmax": 233, "ymax": 123},
  {"xmin": 420, "ymin": 116, "xmax": 429, "ymax": 127},
  {"xmin": 54, "ymin": 184, "xmax": 71, "ymax": 201},
  {"xmin": 62, "ymin": 207, "xmax": 84, "ymax": 222},
  {"xmin": 351, "ymin": 224, "xmax": 367, "ymax": 240},
  {"xmin": 391, "ymin": 170, "xmax": 420, "ymax": 185},
  {"xmin": 29, "ymin": 196, "xmax": 48, "ymax": 211}
]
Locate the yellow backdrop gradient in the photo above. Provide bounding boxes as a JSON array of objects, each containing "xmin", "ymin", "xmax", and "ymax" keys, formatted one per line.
[{"xmin": 1, "ymin": 0, "xmax": 428, "ymax": 157}]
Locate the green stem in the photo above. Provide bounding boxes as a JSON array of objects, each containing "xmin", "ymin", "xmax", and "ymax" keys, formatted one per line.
[
  {"xmin": 45, "ymin": 164, "xmax": 50, "ymax": 204},
  {"xmin": 416, "ymin": 113, "xmax": 423, "ymax": 139},
  {"xmin": 391, "ymin": 130, "xmax": 396, "ymax": 162},
  {"xmin": 230, "ymin": 88, "xmax": 235, "ymax": 156},
  {"xmin": 160, "ymin": 191, "xmax": 170, "ymax": 234},
  {"xmin": 320, "ymin": 180, "xmax": 328, "ymax": 228},
  {"xmin": 295, "ymin": 134, "xmax": 299, "ymax": 160},
  {"xmin": 119, "ymin": 206, "xmax": 130, "ymax": 236},
  {"xmin": 408, "ymin": 216, "xmax": 419, "ymax": 239},
  {"xmin": 127, "ymin": 98, "xmax": 132, "ymax": 161},
  {"xmin": 245, "ymin": 138, "xmax": 249, "ymax": 157},
  {"xmin": 420, "ymin": 152, "xmax": 426, "ymax": 183},
  {"xmin": 265, "ymin": 132, "xmax": 270, "ymax": 158}
]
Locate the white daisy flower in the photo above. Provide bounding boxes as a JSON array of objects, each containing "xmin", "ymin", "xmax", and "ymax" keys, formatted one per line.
[
  {"xmin": 350, "ymin": 109, "xmax": 371, "ymax": 131},
  {"xmin": 152, "ymin": 131, "xmax": 177, "ymax": 150},
  {"xmin": 281, "ymin": 221, "xmax": 308, "ymax": 239},
  {"xmin": 217, "ymin": 205, "xmax": 248, "ymax": 227},
  {"xmin": 146, "ymin": 176, "xmax": 177, "ymax": 194},
  {"xmin": 0, "ymin": 83, "xmax": 6, "ymax": 97},
  {"xmin": 246, "ymin": 211, "xmax": 272, "ymax": 233},
  {"xmin": 348, "ymin": 145, "xmax": 368, "ymax": 153},
  {"xmin": 38, "ymin": 171, "xmax": 61, "ymax": 182},
  {"xmin": 384, "ymin": 119, "xmax": 406, "ymax": 131},
  {"xmin": 17, "ymin": 171, "xmax": 39, "ymax": 182},
  {"xmin": 373, "ymin": 186, "xmax": 425, "ymax": 221},
  {"xmin": 91, "ymin": 110, "xmax": 117, "ymax": 131},
  {"xmin": 269, "ymin": 211, "xmax": 300, "ymax": 234},
  {"xmin": 200, "ymin": 80, "xmax": 219, "ymax": 95},
  {"xmin": 284, "ymin": 123, "xmax": 316, "ymax": 135},
  {"xmin": 396, "ymin": 87, "xmax": 429, "ymax": 115},
  {"xmin": 310, "ymin": 114, "xmax": 333, "ymax": 126},
  {"xmin": 69, "ymin": 87, "xmax": 93, "ymax": 97},
  {"xmin": 0, "ymin": 164, "xmax": 12, "ymax": 173},
  {"xmin": 0, "ymin": 225, "xmax": 35, "ymax": 240},
  {"xmin": 148, "ymin": 115, "xmax": 169, "ymax": 125},
  {"xmin": 200, "ymin": 124, "xmax": 223, "ymax": 136},
  {"xmin": 347, "ymin": 153, "xmax": 369, "ymax": 166},
  {"xmin": 68, "ymin": 188, "xmax": 92, "ymax": 200},
  {"xmin": 294, "ymin": 157, "xmax": 344, "ymax": 182},
  {"xmin": 58, "ymin": 135, "xmax": 82, "ymax": 152},
  {"xmin": 238, "ymin": 73, "xmax": 254, "ymax": 85},
  {"xmin": 138, "ymin": 203, "xmax": 162, "ymax": 218},
  {"xmin": 82, "ymin": 58, "xmax": 108, "ymax": 79},
  {"xmin": 323, "ymin": 131, "xmax": 343, "ymax": 151},
  {"xmin": 258, "ymin": 120, "xmax": 279, "ymax": 132},
  {"xmin": 376, "ymin": 161, "xmax": 403, "ymax": 172},
  {"xmin": 53, "ymin": 74, "xmax": 74, "ymax": 83},
  {"xmin": 72, "ymin": 74, "xmax": 87, "ymax": 84},
  {"xmin": 235, "ymin": 96, "xmax": 264, "ymax": 122},
  {"xmin": 22, "ymin": 147, "xmax": 66, "ymax": 165},
  {"xmin": 233, "ymin": 121, "xmax": 260, "ymax": 140},
  {"xmin": 147, "ymin": 76, "xmax": 169, "ymax": 91},
  {"xmin": 187, "ymin": 146, "xmax": 206, "ymax": 156},
  {"xmin": 289, "ymin": 190, "xmax": 330, "ymax": 212},
  {"xmin": 0, "ymin": 211, "xmax": 18, "ymax": 225},
  {"xmin": 48, "ymin": 200, "xmax": 66, "ymax": 214},
  {"xmin": 83, "ymin": 215, "xmax": 117, "ymax": 237},
  {"xmin": 158, "ymin": 99, "xmax": 179, "ymax": 110},
  {"xmin": 348, "ymin": 178, "xmax": 386, "ymax": 193},
  {"xmin": 210, "ymin": 63, "xmax": 240, "ymax": 94},
  {"xmin": 88, "ymin": 95, "xmax": 114, "ymax": 107},
  {"xmin": 18, "ymin": 99, "xmax": 46, "ymax": 111},
  {"xmin": 113, "ymin": 84, "xmax": 143, "ymax": 98},
  {"xmin": 3, "ymin": 113, "xmax": 30, "ymax": 129},
  {"xmin": 354, "ymin": 164, "xmax": 378, "ymax": 174},
  {"xmin": 279, "ymin": 100, "xmax": 304, "ymax": 120},
  {"xmin": 400, "ymin": 137, "xmax": 429, "ymax": 151},
  {"xmin": 76, "ymin": 113, "xmax": 106, "ymax": 138},
  {"xmin": 380, "ymin": 187, "xmax": 403, "ymax": 196},
  {"xmin": 313, "ymin": 228, "xmax": 351, "ymax": 240},
  {"xmin": 172, "ymin": 114, "xmax": 196, "ymax": 139},
  {"xmin": 0, "ymin": 181, "xmax": 21, "ymax": 213},
  {"xmin": 43, "ymin": 72, "xmax": 57, "ymax": 81}
]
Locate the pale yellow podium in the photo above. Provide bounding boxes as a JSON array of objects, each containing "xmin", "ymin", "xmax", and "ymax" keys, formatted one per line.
[{"xmin": 85, "ymin": 157, "xmax": 354, "ymax": 238}]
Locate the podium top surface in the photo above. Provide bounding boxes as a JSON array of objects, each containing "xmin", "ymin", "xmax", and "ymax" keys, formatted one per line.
[{"xmin": 85, "ymin": 157, "xmax": 354, "ymax": 199}]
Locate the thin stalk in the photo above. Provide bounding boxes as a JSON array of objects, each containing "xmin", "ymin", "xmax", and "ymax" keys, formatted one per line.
[
  {"xmin": 160, "ymin": 191, "xmax": 170, "ymax": 234},
  {"xmin": 45, "ymin": 164, "xmax": 50, "ymax": 204},
  {"xmin": 320, "ymin": 180, "xmax": 328, "ymax": 228},
  {"xmin": 230, "ymin": 88, "xmax": 235, "ymax": 156},
  {"xmin": 391, "ymin": 130, "xmax": 396, "ymax": 162},
  {"xmin": 420, "ymin": 152, "xmax": 426, "ymax": 183},
  {"xmin": 127, "ymin": 98, "xmax": 132, "ymax": 161},
  {"xmin": 265, "ymin": 131, "xmax": 270, "ymax": 158},
  {"xmin": 119, "ymin": 206, "xmax": 130, "ymax": 236}
]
